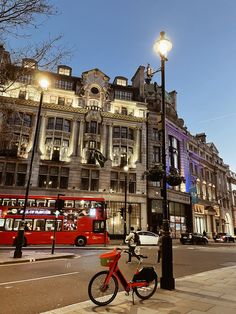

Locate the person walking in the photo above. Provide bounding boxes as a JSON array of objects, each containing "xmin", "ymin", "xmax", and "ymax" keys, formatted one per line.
[
  {"xmin": 157, "ymin": 230, "xmax": 163, "ymax": 263},
  {"xmin": 125, "ymin": 226, "xmax": 141, "ymax": 263}
]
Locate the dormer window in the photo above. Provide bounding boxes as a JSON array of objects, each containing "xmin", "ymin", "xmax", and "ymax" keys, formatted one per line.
[
  {"xmin": 58, "ymin": 65, "xmax": 72, "ymax": 76},
  {"xmin": 113, "ymin": 76, "xmax": 128, "ymax": 86},
  {"xmin": 22, "ymin": 58, "xmax": 38, "ymax": 69},
  {"xmin": 117, "ymin": 79, "xmax": 127, "ymax": 86}
]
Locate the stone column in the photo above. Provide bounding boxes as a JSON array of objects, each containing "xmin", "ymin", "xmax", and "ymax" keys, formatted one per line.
[
  {"xmin": 108, "ymin": 124, "xmax": 113, "ymax": 160},
  {"xmin": 134, "ymin": 127, "xmax": 140, "ymax": 163},
  {"xmin": 78, "ymin": 119, "xmax": 84, "ymax": 158},
  {"xmin": 38, "ymin": 114, "xmax": 46, "ymax": 156},
  {"xmin": 68, "ymin": 118, "xmax": 78, "ymax": 157}
]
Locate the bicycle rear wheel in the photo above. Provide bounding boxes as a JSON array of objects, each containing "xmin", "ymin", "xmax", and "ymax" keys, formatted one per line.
[
  {"xmin": 88, "ymin": 270, "xmax": 119, "ymax": 306},
  {"xmin": 134, "ymin": 277, "xmax": 158, "ymax": 300}
]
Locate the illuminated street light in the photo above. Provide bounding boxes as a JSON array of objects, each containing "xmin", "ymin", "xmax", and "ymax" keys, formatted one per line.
[
  {"xmin": 14, "ymin": 78, "xmax": 49, "ymax": 258},
  {"xmin": 154, "ymin": 31, "xmax": 173, "ymax": 58},
  {"xmin": 154, "ymin": 31, "xmax": 175, "ymax": 290}
]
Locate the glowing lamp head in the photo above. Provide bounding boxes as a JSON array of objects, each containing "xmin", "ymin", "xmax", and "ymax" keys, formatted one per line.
[
  {"xmin": 154, "ymin": 31, "xmax": 172, "ymax": 58},
  {"xmin": 39, "ymin": 78, "xmax": 49, "ymax": 89}
]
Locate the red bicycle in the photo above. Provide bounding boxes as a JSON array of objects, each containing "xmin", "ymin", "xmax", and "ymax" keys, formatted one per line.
[{"xmin": 88, "ymin": 248, "xmax": 158, "ymax": 306}]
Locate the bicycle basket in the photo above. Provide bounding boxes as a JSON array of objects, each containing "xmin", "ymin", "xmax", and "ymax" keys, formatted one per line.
[
  {"xmin": 99, "ymin": 249, "xmax": 117, "ymax": 267},
  {"xmin": 132, "ymin": 267, "xmax": 157, "ymax": 283}
]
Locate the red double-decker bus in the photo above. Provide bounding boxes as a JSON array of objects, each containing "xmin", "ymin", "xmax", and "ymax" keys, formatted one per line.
[{"xmin": 0, "ymin": 194, "xmax": 109, "ymax": 247}]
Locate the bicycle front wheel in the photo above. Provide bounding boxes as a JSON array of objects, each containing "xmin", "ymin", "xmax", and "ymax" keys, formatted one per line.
[
  {"xmin": 88, "ymin": 270, "xmax": 119, "ymax": 306},
  {"xmin": 134, "ymin": 277, "xmax": 158, "ymax": 300}
]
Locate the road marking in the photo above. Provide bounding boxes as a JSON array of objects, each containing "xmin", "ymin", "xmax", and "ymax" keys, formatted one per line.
[{"xmin": 0, "ymin": 271, "xmax": 79, "ymax": 286}]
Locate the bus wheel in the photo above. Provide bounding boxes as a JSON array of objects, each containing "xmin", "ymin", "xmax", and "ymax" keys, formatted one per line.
[{"xmin": 75, "ymin": 236, "xmax": 87, "ymax": 247}]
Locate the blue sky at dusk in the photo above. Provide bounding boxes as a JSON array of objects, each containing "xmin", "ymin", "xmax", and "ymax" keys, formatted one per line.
[{"xmin": 7, "ymin": 0, "xmax": 236, "ymax": 172}]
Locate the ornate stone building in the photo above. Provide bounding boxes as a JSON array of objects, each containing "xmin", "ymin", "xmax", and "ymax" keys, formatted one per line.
[
  {"xmin": 188, "ymin": 133, "xmax": 236, "ymax": 237},
  {"xmin": 0, "ymin": 49, "xmax": 148, "ymax": 237}
]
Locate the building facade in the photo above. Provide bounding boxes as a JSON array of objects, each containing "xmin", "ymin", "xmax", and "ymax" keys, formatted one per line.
[{"xmin": 188, "ymin": 133, "xmax": 236, "ymax": 237}]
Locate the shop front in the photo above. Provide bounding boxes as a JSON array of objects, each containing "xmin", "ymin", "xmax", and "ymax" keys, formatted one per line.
[
  {"xmin": 148, "ymin": 190, "xmax": 191, "ymax": 238},
  {"xmin": 106, "ymin": 201, "xmax": 141, "ymax": 239}
]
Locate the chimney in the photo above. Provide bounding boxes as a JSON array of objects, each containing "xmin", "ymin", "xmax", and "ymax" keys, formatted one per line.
[
  {"xmin": 131, "ymin": 65, "xmax": 145, "ymax": 99},
  {"xmin": 196, "ymin": 133, "xmax": 206, "ymax": 143},
  {"xmin": 169, "ymin": 90, "xmax": 177, "ymax": 110}
]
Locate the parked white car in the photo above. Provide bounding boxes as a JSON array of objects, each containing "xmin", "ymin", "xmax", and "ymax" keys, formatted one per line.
[{"xmin": 137, "ymin": 231, "xmax": 159, "ymax": 245}]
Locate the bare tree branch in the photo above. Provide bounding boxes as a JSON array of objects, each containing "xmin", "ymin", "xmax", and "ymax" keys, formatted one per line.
[
  {"xmin": 0, "ymin": 0, "xmax": 56, "ymax": 37},
  {"xmin": 0, "ymin": 1, "xmax": 72, "ymax": 93}
]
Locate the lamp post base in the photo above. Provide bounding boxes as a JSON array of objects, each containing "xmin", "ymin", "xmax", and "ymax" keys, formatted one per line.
[
  {"xmin": 160, "ymin": 233, "xmax": 175, "ymax": 290},
  {"xmin": 14, "ymin": 250, "xmax": 22, "ymax": 259}
]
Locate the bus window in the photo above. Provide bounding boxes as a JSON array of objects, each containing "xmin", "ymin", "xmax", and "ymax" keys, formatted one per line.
[
  {"xmin": 57, "ymin": 220, "xmax": 62, "ymax": 231},
  {"xmin": 45, "ymin": 219, "xmax": 62, "ymax": 231},
  {"xmin": 18, "ymin": 199, "xmax": 25, "ymax": 206},
  {"xmin": 5, "ymin": 218, "xmax": 14, "ymax": 230},
  {"xmin": 48, "ymin": 200, "xmax": 56, "ymax": 207},
  {"xmin": 27, "ymin": 199, "xmax": 36, "ymax": 207},
  {"xmin": 65, "ymin": 200, "xmax": 74, "ymax": 207},
  {"xmin": 33, "ymin": 219, "xmax": 45, "ymax": 231},
  {"xmin": 0, "ymin": 218, "xmax": 4, "ymax": 230},
  {"xmin": 45, "ymin": 219, "xmax": 54, "ymax": 231},
  {"xmin": 75, "ymin": 200, "xmax": 86, "ymax": 209},
  {"xmin": 3, "ymin": 198, "xmax": 17, "ymax": 206},
  {"xmin": 25, "ymin": 219, "xmax": 33, "ymax": 231},
  {"xmin": 64, "ymin": 216, "xmax": 76, "ymax": 231},
  {"xmin": 36, "ymin": 199, "xmax": 47, "ymax": 207},
  {"xmin": 13, "ymin": 219, "xmax": 21, "ymax": 231},
  {"xmin": 93, "ymin": 220, "xmax": 105, "ymax": 233}
]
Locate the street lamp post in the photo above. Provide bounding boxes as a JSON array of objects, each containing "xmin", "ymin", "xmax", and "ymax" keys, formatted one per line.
[
  {"xmin": 13, "ymin": 78, "xmax": 49, "ymax": 258},
  {"xmin": 154, "ymin": 31, "xmax": 175, "ymax": 290},
  {"xmin": 123, "ymin": 165, "xmax": 129, "ymax": 244},
  {"xmin": 51, "ymin": 193, "xmax": 65, "ymax": 254}
]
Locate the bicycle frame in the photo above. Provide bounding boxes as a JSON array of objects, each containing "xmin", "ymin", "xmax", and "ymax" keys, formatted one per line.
[{"xmin": 103, "ymin": 250, "xmax": 149, "ymax": 293}]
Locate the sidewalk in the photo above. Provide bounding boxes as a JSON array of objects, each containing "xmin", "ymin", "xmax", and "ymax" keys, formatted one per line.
[
  {"xmin": 41, "ymin": 265, "xmax": 236, "ymax": 314},
  {"xmin": 0, "ymin": 251, "xmax": 75, "ymax": 264}
]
